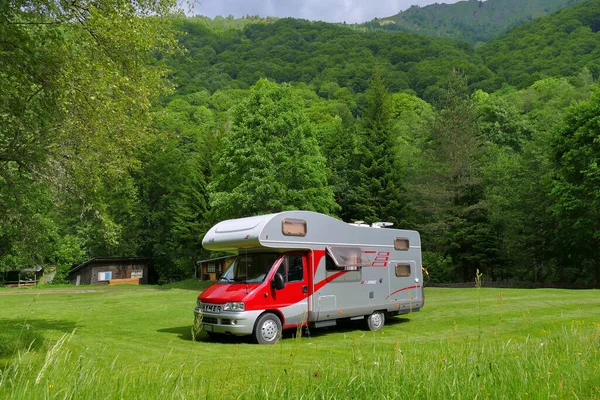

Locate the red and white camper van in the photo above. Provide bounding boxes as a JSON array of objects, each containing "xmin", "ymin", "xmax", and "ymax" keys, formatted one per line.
[{"xmin": 194, "ymin": 211, "xmax": 424, "ymax": 344}]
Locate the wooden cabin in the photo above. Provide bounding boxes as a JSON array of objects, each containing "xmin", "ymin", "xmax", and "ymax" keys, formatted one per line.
[
  {"xmin": 68, "ymin": 257, "xmax": 150, "ymax": 285},
  {"xmin": 196, "ymin": 256, "xmax": 232, "ymax": 281}
]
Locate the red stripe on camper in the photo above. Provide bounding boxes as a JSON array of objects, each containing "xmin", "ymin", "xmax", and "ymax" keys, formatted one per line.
[
  {"xmin": 314, "ymin": 270, "xmax": 347, "ymax": 292},
  {"xmin": 372, "ymin": 251, "xmax": 390, "ymax": 267},
  {"xmin": 385, "ymin": 285, "xmax": 421, "ymax": 300}
]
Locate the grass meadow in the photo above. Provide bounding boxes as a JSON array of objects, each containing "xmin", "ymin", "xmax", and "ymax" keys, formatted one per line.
[{"xmin": 0, "ymin": 282, "xmax": 598, "ymax": 399}]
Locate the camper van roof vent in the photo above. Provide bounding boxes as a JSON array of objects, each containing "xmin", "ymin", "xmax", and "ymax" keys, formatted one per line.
[
  {"xmin": 349, "ymin": 220, "xmax": 369, "ymax": 227},
  {"xmin": 371, "ymin": 222, "xmax": 393, "ymax": 228}
]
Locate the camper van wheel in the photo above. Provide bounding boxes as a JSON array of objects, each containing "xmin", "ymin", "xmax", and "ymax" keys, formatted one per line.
[
  {"xmin": 254, "ymin": 313, "xmax": 282, "ymax": 344},
  {"xmin": 366, "ymin": 311, "xmax": 385, "ymax": 331}
]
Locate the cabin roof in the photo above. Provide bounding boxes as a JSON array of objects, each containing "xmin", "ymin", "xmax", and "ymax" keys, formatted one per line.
[{"xmin": 68, "ymin": 257, "xmax": 150, "ymax": 275}]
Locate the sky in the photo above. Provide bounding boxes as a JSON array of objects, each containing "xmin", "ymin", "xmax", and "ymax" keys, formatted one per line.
[{"xmin": 191, "ymin": 0, "xmax": 465, "ymax": 24}]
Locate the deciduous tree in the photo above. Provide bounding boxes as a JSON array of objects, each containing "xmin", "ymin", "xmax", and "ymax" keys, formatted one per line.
[
  {"xmin": 208, "ymin": 79, "xmax": 339, "ymax": 221},
  {"xmin": 0, "ymin": 0, "xmax": 179, "ymax": 272}
]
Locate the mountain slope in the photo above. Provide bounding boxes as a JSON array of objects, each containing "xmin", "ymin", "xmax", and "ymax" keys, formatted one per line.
[
  {"xmin": 363, "ymin": 0, "xmax": 586, "ymax": 44},
  {"xmin": 167, "ymin": 17, "xmax": 499, "ymax": 99},
  {"xmin": 477, "ymin": 0, "xmax": 600, "ymax": 87}
]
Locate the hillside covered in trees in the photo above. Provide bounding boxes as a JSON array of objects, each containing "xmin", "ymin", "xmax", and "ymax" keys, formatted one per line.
[
  {"xmin": 165, "ymin": 17, "xmax": 499, "ymax": 100},
  {"xmin": 1, "ymin": 0, "xmax": 600, "ymax": 286},
  {"xmin": 364, "ymin": 0, "xmax": 586, "ymax": 45},
  {"xmin": 478, "ymin": 0, "xmax": 600, "ymax": 87}
]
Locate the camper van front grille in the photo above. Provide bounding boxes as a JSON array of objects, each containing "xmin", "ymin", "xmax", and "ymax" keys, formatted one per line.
[{"xmin": 203, "ymin": 316, "xmax": 218, "ymax": 324}]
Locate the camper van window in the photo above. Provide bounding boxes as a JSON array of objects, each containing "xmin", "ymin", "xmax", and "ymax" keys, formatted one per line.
[
  {"xmin": 282, "ymin": 218, "xmax": 307, "ymax": 236},
  {"xmin": 219, "ymin": 253, "xmax": 279, "ymax": 284},
  {"xmin": 394, "ymin": 238, "xmax": 410, "ymax": 251},
  {"xmin": 326, "ymin": 246, "xmax": 372, "ymax": 267},
  {"xmin": 287, "ymin": 255, "xmax": 304, "ymax": 282},
  {"xmin": 325, "ymin": 252, "xmax": 361, "ymax": 281},
  {"xmin": 276, "ymin": 254, "xmax": 304, "ymax": 283},
  {"xmin": 395, "ymin": 264, "xmax": 411, "ymax": 277},
  {"xmin": 325, "ymin": 253, "xmax": 340, "ymax": 271}
]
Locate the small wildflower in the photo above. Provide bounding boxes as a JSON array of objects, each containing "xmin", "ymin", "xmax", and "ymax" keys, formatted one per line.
[
  {"xmin": 443, "ymin": 358, "xmax": 448, "ymax": 363},
  {"xmin": 49, "ymin": 384, "xmax": 55, "ymax": 389},
  {"xmin": 514, "ymin": 356, "xmax": 519, "ymax": 359},
  {"xmin": 373, "ymin": 361, "xmax": 379, "ymax": 366},
  {"xmin": 540, "ymin": 342, "xmax": 545, "ymax": 347}
]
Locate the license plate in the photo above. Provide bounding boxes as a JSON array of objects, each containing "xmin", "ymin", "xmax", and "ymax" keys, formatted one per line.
[
  {"xmin": 201, "ymin": 304, "xmax": 222, "ymax": 313},
  {"xmin": 203, "ymin": 324, "xmax": 213, "ymax": 332}
]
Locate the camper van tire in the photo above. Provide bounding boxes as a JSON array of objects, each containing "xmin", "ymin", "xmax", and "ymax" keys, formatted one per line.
[
  {"xmin": 366, "ymin": 311, "xmax": 385, "ymax": 331},
  {"xmin": 254, "ymin": 312, "xmax": 282, "ymax": 344}
]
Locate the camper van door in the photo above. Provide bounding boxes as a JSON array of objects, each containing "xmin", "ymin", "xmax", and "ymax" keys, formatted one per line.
[
  {"xmin": 388, "ymin": 260, "xmax": 420, "ymax": 304},
  {"xmin": 270, "ymin": 253, "xmax": 309, "ymax": 327}
]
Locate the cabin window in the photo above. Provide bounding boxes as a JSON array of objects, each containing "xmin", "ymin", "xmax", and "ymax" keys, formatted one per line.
[
  {"xmin": 206, "ymin": 263, "xmax": 216, "ymax": 273},
  {"xmin": 131, "ymin": 269, "xmax": 143, "ymax": 278},
  {"xmin": 98, "ymin": 271, "xmax": 112, "ymax": 281},
  {"xmin": 276, "ymin": 254, "xmax": 304, "ymax": 283},
  {"xmin": 282, "ymin": 218, "xmax": 307, "ymax": 236},
  {"xmin": 394, "ymin": 237, "xmax": 410, "ymax": 251},
  {"xmin": 395, "ymin": 264, "xmax": 411, "ymax": 277}
]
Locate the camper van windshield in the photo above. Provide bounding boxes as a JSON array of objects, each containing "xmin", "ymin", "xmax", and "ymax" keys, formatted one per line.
[{"xmin": 219, "ymin": 253, "xmax": 280, "ymax": 284}]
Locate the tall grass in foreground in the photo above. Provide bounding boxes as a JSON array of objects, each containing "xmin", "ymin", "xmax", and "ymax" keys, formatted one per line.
[{"xmin": 1, "ymin": 321, "xmax": 598, "ymax": 399}]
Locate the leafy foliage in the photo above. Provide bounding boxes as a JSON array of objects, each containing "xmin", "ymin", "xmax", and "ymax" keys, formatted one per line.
[
  {"xmin": 341, "ymin": 63, "xmax": 408, "ymax": 226},
  {"xmin": 411, "ymin": 70, "xmax": 504, "ymax": 281},
  {"xmin": 208, "ymin": 79, "xmax": 339, "ymax": 221},
  {"xmin": 135, "ymin": 100, "xmax": 212, "ymax": 279},
  {"xmin": 3, "ymin": 0, "xmax": 600, "ymax": 286},
  {"xmin": 365, "ymin": 0, "xmax": 586, "ymax": 45},
  {"xmin": 479, "ymin": 0, "xmax": 600, "ymax": 87},
  {"xmin": 165, "ymin": 17, "xmax": 498, "ymax": 101},
  {"xmin": 0, "ymin": 0, "xmax": 179, "ymax": 273},
  {"xmin": 551, "ymin": 87, "xmax": 600, "ymax": 284}
]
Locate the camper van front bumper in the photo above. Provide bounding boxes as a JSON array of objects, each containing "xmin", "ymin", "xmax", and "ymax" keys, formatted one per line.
[{"xmin": 194, "ymin": 309, "xmax": 262, "ymax": 336}]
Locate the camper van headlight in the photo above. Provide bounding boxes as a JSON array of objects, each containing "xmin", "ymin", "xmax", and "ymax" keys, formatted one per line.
[{"xmin": 223, "ymin": 302, "xmax": 245, "ymax": 312}]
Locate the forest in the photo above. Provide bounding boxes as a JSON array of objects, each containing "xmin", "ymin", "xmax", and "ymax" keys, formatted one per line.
[
  {"xmin": 1, "ymin": 0, "xmax": 599, "ymax": 286},
  {"xmin": 364, "ymin": 0, "xmax": 587, "ymax": 45}
]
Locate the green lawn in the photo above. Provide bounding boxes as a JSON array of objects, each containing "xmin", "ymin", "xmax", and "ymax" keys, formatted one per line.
[{"xmin": 0, "ymin": 285, "xmax": 598, "ymax": 399}]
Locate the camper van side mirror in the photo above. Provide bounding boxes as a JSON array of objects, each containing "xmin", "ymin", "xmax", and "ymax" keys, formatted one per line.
[{"xmin": 271, "ymin": 273, "xmax": 286, "ymax": 290}]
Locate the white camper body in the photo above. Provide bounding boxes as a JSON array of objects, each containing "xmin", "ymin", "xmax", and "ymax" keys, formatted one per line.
[{"xmin": 196, "ymin": 210, "xmax": 424, "ymax": 343}]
